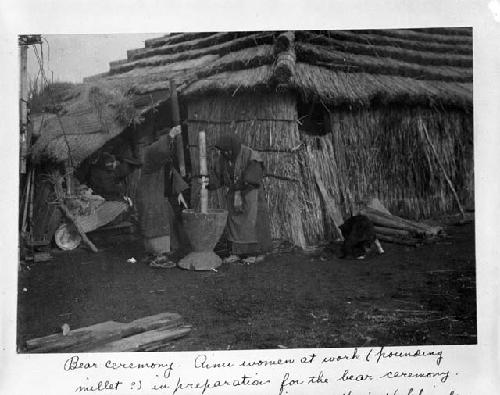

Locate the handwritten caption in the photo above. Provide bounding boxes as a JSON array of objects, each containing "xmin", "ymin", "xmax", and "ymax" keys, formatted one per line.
[{"xmin": 62, "ymin": 347, "xmax": 460, "ymax": 394}]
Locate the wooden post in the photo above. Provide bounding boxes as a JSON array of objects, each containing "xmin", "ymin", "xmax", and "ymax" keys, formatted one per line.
[
  {"xmin": 169, "ymin": 79, "xmax": 186, "ymax": 177},
  {"xmin": 65, "ymin": 161, "xmax": 74, "ymax": 196},
  {"xmin": 198, "ymin": 130, "xmax": 208, "ymax": 213},
  {"xmin": 20, "ymin": 44, "xmax": 28, "ymax": 174},
  {"xmin": 19, "ymin": 35, "xmax": 41, "ymax": 174},
  {"xmin": 21, "ymin": 168, "xmax": 32, "ymax": 234},
  {"xmin": 28, "ymin": 168, "xmax": 36, "ymax": 233}
]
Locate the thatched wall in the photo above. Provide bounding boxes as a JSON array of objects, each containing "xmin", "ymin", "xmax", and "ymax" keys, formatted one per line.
[
  {"xmin": 186, "ymin": 93, "xmax": 473, "ymax": 247},
  {"xmin": 327, "ymin": 105, "xmax": 474, "ymax": 219}
]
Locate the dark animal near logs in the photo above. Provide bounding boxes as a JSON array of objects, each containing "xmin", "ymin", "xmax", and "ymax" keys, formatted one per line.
[{"xmin": 339, "ymin": 215, "xmax": 384, "ymax": 259}]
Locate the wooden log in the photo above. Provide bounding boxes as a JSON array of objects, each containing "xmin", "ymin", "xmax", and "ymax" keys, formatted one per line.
[
  {"xmin": 274, "ymin": 50, "xmax": 296, "ymax": 84},
  {"xmin": 374, "ymin": 226, "xmax": 412, "ymax": 237},
  {"xmin": 312, "ymin": 167, "xmax": 343, "ymax": 240},
  {"xmin": 400, "ymin": 217, "xmax": 443, "ymax": 236},
  {"xmin": 33, "ymin": 252, "xmax": 52, "ymax": 263},
  {"xmin": 26, "ymin": 312, "xmax": 183, "ymax": 353},
  {"xmin": 365, "ymin": 205, "xmax": 441, "ymax": 234},
  {"xmin": 28, "ymin": 168, "xmax": 35, "ymax": 234},
  {"xmin": 377, "ymin": 234, "xmax": 422, "ymax": 246},
  {"xmin": 361, "ymin": 207, "xmax": 442, "ymax": 236},
  {"xmin": 58, "ymin": 203, "xmax": 99, "ymax": 253},
  {"xmin": 170, "ymin": 79, "xmax": 186, "ymax": 177},
  {"xmin": 88, "ymin": 325, "xmax": 192, "ymax": 352},
  {"xmin": 273, "ymin": 31, "xmax": 296, "ymax": 84},
  {"xmin": 365, "ymin": 197, "xmax": 392, "ymax": 216},
  {"xmin": 361, "ymin": 208, "xmax": 419, "ymax": 231},
  {"xmin": 275, "ymin": 31, "xmax": 295, "ymax": 53}
]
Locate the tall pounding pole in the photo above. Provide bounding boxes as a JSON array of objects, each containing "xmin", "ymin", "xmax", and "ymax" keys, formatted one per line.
[
  {"xmin": 169, "ymin": 79, "xmax": 186, "ymax": 177},
  {"xmin": 198, "ymin": 130, "xmax": 208, "ymax": 214}
]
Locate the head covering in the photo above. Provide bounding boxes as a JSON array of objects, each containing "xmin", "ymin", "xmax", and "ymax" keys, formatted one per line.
[{"xmin": 214, "ymin": 136, "xmax": 242, "ymax": 162}]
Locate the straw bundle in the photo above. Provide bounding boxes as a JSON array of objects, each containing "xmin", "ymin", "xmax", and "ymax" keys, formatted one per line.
[
  {"xmin": 407, "ymin": 27, "xmax": 472, "ymax": 36},
  {"xmin": 145, "ymin": 32, "xmax": 215, "ymax": 48},
  {"xmin": 29, "ymin": 82, "xmax": 80, "ymax": 114},
  {"xmin": 183, "ymin": 65, "xmax": 274, "ymax": 98},
  {"xmin": 31, "ymin": 83, "xmax": 141, "ymax": 166},
  {"xmin": 129, "ymin": 32, "xmax": 265, "ymax": 61},
  {"xmin": 112, "ymin": 33, "xmax": 274, "ymax": 74},
  {"xmin": 295, "ymin": 43, "xmax": 472, "ymax": 82},
  {"xmin": 356, "ymin": 29, "xmax": 472, "ymax": 46},
  {"xmin": 296, "ymin": 31, "xmax": 472, "ymax": 68},
  {"xmin": 317, "ymin": 30, "xmax": 472, "ymax": 55},
  {"xmin": 291, "ymin": 63, "xmax": 472, "ymax": 109}
]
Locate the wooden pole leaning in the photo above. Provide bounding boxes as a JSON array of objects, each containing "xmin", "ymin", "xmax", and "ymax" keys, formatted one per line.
[{"xmin": 169, "ymin": 79, "xmax": 186, "ymax": 177}]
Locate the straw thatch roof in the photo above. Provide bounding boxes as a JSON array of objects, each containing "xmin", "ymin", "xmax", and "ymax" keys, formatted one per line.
[{"xmin": 31, "ymin": 28, "xmax": 472, "ymax": 165}]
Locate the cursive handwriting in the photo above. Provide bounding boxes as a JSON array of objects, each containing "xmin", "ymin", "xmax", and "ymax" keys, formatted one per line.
[
  {"xmin": 381, "ymin": 370, "xmax": 450, "ymax": 383},
  {"xmin": 75, "ymin": 379, "xmax": 123, "ymax": 392},
  {"xmin": 366, "ymin": 347, "xmax": 444, "ymax": 366},
  {"xmin": 62, "ymin": 347, "xmax": 457, "ymax": 395},
  {"xmin": 172, "ymin": 374, "xmax": 271, "ymax": 395}
]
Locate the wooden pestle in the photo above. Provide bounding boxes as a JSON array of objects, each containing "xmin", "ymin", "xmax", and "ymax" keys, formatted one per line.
[{"xmin": 198, "ymin": 130, "xmax": 208, "ymax": 213}]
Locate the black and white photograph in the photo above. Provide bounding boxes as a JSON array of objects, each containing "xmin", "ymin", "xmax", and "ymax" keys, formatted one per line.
[{"xmin": 16, "ymin": 27, "xmax": 477, "ymax": 354}]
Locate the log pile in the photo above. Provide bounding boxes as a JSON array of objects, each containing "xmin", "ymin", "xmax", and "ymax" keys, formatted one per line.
[
  {"xmin": 24, "ymin": 312, "xmax": 191, "ymax": 353},
  {"xmin": 359, "ymin": 199, "xmax": 444, "ymax": 246}
]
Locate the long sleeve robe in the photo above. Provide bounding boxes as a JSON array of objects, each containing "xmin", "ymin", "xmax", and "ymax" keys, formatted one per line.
[
  {"xmin": 211, "ymin": 144, "xmax": 272, "ymax": 255},
  {"xmin": 136, "ymin": 134, "xmax": 188, "ymax": 242}
]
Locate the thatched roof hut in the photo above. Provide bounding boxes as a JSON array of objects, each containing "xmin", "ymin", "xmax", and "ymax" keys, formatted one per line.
[{"xmin": 31, "ymin": 29, "xmax": 473, "ymax": 247}]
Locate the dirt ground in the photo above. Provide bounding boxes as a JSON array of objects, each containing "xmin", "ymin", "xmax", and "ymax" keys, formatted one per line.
[{"xmin": 17, "ymin": 220, "xmax": 476, "ymax": 352}]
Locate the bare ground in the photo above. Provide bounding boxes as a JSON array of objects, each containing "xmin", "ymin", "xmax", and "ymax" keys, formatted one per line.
[{"xmin": 17, "ymin": 220, "xmax": 476, "ymax": 352}]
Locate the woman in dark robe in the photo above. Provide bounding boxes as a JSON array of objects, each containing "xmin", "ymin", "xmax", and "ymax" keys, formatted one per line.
[
  {"xmin": 210, "ymin": 136, "xmax": 272, "ymax": 264},
  {"xmin": 135, "ymin": 126, "xmax": 189, "ymax": 267}
]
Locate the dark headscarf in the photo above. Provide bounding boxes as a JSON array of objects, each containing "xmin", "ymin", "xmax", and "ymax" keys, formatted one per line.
[{"xmin": 214, "ymin": 136, "xmax": 242, "ymax": 162}]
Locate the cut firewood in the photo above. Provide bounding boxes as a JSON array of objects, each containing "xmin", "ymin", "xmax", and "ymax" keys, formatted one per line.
[
  {"xmin": 33, "ymin": 252, "xmax": 53, "ymax": 262},
  {"xmin": 361, "ymin": 209, "xmax": 420, "ymax": 232},
  {"xmin": 374, "ymin": 226, "xmax": 413, "ymax": 237},
  {"xmin": 25, "ymin": 312, "xmax": 183, "ymax": 353},
  {"xmin": 361, "ymin": 207, "xmax": 442, "ymax": 236},
  {"xmin": 89, "ymin": 325, "xmax": 192, "ymax": 352},
  {"xmin": 377, "ymin": 234, "xmax": 422, "ymax": 246},
  {"xmin": 365, "ymin": 198, "xmax": 392, "ymax": 216}
]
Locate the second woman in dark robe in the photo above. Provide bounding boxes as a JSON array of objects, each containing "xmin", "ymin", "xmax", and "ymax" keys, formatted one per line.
[{"xmin": 210, "ymin": 136, "xmax": 272, "ymax": 264}]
